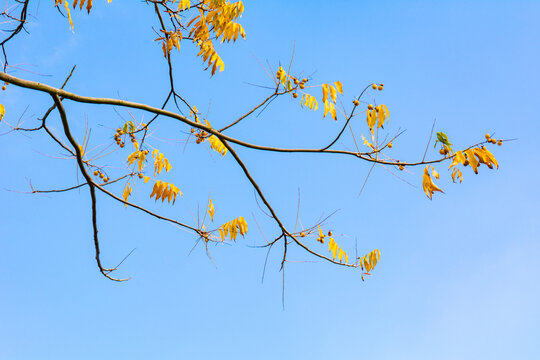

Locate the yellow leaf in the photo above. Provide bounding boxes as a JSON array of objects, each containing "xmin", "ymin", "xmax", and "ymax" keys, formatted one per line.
[
  {"xmin": 322, "ymin": 84, "xmax": 329, "ymax": 104},
  {"xmin": 329, "ymin": 103, "xmax": 337, "ymax": 120},
  {"xmin": 449, "ymin": 151, "xmax": 467, "ymax": 170},
  {"xmin": 367, "ymin": 109, "xmax": 377, "ymax": 132},
  {"xmin": 422, "ymin": 166, "xmax": 444, "ymax": 199},
  {"xmin": 0, "ymin": 104, "xmax": 5, "ymax": 121},
  {"xmin": 377, "ymin": 104, "xmax": 389, "ymax": 128},
  {"xmin": 477, "ymin": 146, "xmax": 499, "ymax": 169},
  {"xmin": 208, "ymin": 199, "xmax": 215, "ymax": 221},
  {"xmin": 334, "ymin": 81, "xmax": 343, "ymax": 94},
  {"xmin": 122, "ymin": 183, "xmax": 132, "ymax": 207},
  {"xmin": 329, "ymin": 85, "xmax": 337, "ymax": 103},
  {"xmin": 451, "ymin": 168, "xmax": 463, "ymax": 183},
  {"xmin": 465, "ymin": 149, "xmax": 479, "ymax": 174},
  {"xmin": 64, "ymin": 0, "xmax": 74, "ymax": 31}
]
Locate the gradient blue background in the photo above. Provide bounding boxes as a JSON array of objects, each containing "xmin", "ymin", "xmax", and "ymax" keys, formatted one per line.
[{"xmin": 1, "ymin": 1, "xmax": 539, "ymax": 359}]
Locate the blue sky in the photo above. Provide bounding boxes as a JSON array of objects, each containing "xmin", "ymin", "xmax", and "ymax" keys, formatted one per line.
[{"xmin": 1, "ymin": 1, "xmax": 539, "ymax": 359}]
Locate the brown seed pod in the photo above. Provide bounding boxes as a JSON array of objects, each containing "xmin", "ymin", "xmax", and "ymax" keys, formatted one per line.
[
  {"xmin": 485, "ymin": 133, "xmax": 491, "ymax": 140},
  {"xmin": 138, "ymin": 173, "xmax": 144, "ymax": 179},
  {"xmin": 497, "ymin": 140, "xmax": 503, "ymax": 146},
  {"xmin": 372, "ymin": 84, "xmax": 377, "ymax": 90},
  {"xmin": 378, "ymin": 85, "xmax": 384, "ymax": 91},
  {"xmin": 368, "ymin": 104, "xmax": 374, "ymax": 110},
  {"xmin": 353, "ymin": 100, "xmax": 360, "ymax": 106},
  {"xmin": 292, "ymin": 93, "xmax": 298, "ymax": 98},
  {"xmin": 299, "ymin": 83, "xmax": 305, "ymax": 89},
  {"xmin": 388, "ymin": 142, "xmax": 393, "ymax": 148},
  {"xmin": 398, "ymin": 165, "xmax": 405, "ymax": 171}
]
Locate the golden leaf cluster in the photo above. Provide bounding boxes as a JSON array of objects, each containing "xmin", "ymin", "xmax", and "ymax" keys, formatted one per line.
[
  {"xmin": 127, "ymin": 150, "xmax": 147, "ymax": 172},
  {"xmin": 422, "ymin": 165, "xmax": 443, "ymax": 200},
  {"xmin": 301, "ymin": 94, "xmax": 318, "ymax": 111},
  {"xmin": 449, "ymin": 147, "xmax": 498, "ymax": 174},
  {"xmin": 322, "ymin": 82, "xmax": 343, "ymax": 120},
  {"xmin": 218, "ymin": 217, "xmax": 248, "ymax": 241},
  {"xmin": 152, "ymin": 149, "xmax": 172, "ymax": 176},
  {"xmin": 276, "ymin": 66, "xmax": 294, "ymax": 91},
  {"xmin": 157, "ymin": 30, "xmax": 182, "ymax": 57},
  {"xmin": 359, "ymin": 249, "xmax": 380, "ymax": 280},
  {"xmin": 178, "ymin": 0, "xmax": 191, "ymax": 12},
  {"xmin": 208, "ymin": 135, "xmax": 227, "ymax": 156},
  {"xmin": 149, "ymin": 180, "xmax": 182, "ymax": 204},
  {"xmin": 366, "ymin": 104, "xmax": 389, "ymax": 135},
  {"xmin": 55, "ymin": 0, "xmax": 112, "ymax": 30},
  {"xmin": 328, "ymin": 237, "xmax": 348, "ymax": 263},
  {"xmin": 71, "ymin": 0, "xmax": 93, "ymax": 13},
  {"xmin": 187, "ymin": 1, "xmax": 245, "ymax": 75}
]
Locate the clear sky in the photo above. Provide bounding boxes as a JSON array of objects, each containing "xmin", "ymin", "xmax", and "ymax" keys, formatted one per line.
[{"xmin": 1, "ymin": 1, "xmax": 539, "ymax": 359}]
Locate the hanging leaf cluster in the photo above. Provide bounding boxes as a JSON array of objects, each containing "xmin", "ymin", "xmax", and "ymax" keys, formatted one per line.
[
  {"xmin": 328, "ymin": 237, "xmax": 348, "ymax": 264},
  {"xmin": 218, "ymin": 217, "xmax": 248, "ymax": 241},
  {"xmin": 366, "ymin": 104, "xmax": 389, "ymax": 136},
  {"xmin": 152, "ymin": 149, "xmax": 172, "ymax": 176},
  {"xmin": 150, "ymin": 180, "xmax": 182, "ymax": 204},
  {"xmin": 321, "ymin": 82, "xmax": 343, "ymax": 120},
  {"xmin": 208, "ymin": 135, "xmax": 227, "ymax": 156},
  {"xmin": 186, "ymin": 0, "xmax": 245, "ymax": 75},
  {"xmin": 359, "ymin": 249, "xmax": 380, "ymax": 280}
]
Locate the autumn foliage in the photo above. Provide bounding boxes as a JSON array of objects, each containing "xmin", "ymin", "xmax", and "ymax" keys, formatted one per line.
[{"xmin": 0, "ymin": 0, "xmax": 504, "ymax": 282}]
